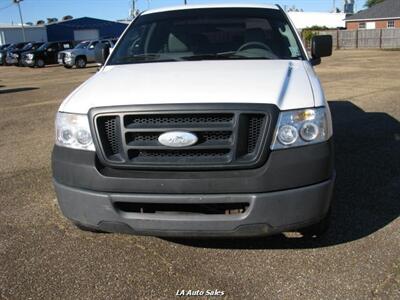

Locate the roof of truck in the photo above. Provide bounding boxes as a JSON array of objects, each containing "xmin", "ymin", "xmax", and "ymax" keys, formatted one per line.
[{"xmin": 142, "ymin": 3, "xmax": 279, "ymax": 16}]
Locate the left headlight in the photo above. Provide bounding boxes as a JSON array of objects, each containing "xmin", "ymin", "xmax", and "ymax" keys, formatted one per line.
[
  {"xmin": 271, "ymin": 107, "xmax": 332, "ymax": 150},
  {"xmin": 55, "ymin": 113, "xmax": 95, "ymax": 151}
]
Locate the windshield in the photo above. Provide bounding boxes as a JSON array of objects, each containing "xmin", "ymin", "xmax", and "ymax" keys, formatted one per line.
[
  {"xmin": 75, "ymin": 41, "xmax": 90, "ymax": 49},
  {"xmin": 109, "ymin": 8, "xmax": 304, "ymax": 65},
  {"xmin": 22, "ymin": 43, "xmax": 33, "ymax": 51},
  {"xmin": 37, "ymin": 42, "xmax": 50, "ymax": 51},
  {"xmin": 14, "ymin": 43, "xmax": 26, "ymax": 50}
]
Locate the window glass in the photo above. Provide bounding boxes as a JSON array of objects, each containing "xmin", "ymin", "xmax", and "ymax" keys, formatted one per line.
[
  {"xmin": 109, "ymin": 8, "xmax": 304, "ymax": 65},
  {"xmin": 388, "ymin": 20, "xmax": 395, "ymax": 28}
]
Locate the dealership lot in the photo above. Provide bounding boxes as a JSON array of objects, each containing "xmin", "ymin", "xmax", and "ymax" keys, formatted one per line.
[{"xmin": 0, "ymin": 50, "xmax": 399, "ymax": 299}]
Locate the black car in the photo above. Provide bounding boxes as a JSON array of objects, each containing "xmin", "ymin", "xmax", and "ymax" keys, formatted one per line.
[
  {"xmin": 22, "ymin": 41, "xmax": 75, "ymax": 67},
  {"xmin": 6, "ymin": 42, "xmax": 44, "ymax": 66},
  {"xmin": 0, "ymin": 44, "xmax": 11, "ymax": 65}
]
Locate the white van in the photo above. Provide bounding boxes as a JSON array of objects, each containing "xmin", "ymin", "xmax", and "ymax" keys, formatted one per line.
[{"xmin": 52, "ymin": 4, "xmax": 335, "ymax": 238}]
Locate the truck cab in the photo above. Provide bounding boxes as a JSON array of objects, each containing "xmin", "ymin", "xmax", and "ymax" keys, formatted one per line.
[{"xmin": 52, "ymin": 4, "xmax": 334, "ymax": 238}]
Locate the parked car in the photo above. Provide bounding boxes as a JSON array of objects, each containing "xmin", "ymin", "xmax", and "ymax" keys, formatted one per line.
[
  {"xmin": 3, "ymin": 42, "xmax": 28, "ymax": 65},
  {"xmin": 22, "ymin": 41, "xmax": 74, "ymax": 67},
  {"xmin": 0, "ymin": 44, "xmax": 12, "ymax": 65},
  {"xmin": 5, "ymin": 42, "xmax": 44, "ymax": 66},
  {"xmin": 58, "ymin": 39, "xmax": 117, "ymax": 69},
  {"xmin": 52, "ymin": 4, "xmax": 334, "ymax": 238}
]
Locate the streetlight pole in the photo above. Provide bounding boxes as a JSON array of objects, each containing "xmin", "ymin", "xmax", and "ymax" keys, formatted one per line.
[
  {"xmin": 184, "ymin": 0, "xmax": 187, "ymax": 5},
  {"xmin": 13, "ymin": 0, "xmax": 26, "ymax": 42}
]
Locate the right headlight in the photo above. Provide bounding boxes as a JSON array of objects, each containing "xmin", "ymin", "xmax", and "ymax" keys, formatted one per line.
[
  {"xmin": 26, "ymin": 53, "xmax": 34, "ymax": 59},
  {"xmin": 55, "ymin": 112, "xmax": 95, "ymax": 151},
  {"xmin": 271, "ymin": 107, "xmax": 332, "ymax": 150}
]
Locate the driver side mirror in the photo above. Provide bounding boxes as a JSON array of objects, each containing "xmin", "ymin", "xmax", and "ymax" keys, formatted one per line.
[
  {"xmin": 95, "ymin": 43, "xmax": 110, "ymax": 66},
  {"xmin": 310, "ymin": 35, "xmax": 332, "ymax": 66}
]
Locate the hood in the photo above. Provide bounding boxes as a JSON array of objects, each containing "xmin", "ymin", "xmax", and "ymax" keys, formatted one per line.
[
  {"xmin": 59, "ymin": 49, "xmax": 74, "ymax": 55},
  {"xmin": 60, "ymin": 60, "xmax": 317, "ymax": 114}
]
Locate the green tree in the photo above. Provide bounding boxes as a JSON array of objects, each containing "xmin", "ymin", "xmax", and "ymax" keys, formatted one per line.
[{"xmin": 365, "ymin": 0, "xmax": 385, "ymax": 8}]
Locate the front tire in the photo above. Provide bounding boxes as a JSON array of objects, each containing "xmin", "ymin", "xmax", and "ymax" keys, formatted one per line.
[
  {"xmin": 36, "ymin": 59, "xmax": 45, "ymax": 68},
  {"xmin": 75, "ymin": 57, "xmax": 86, "ymax": 68}
]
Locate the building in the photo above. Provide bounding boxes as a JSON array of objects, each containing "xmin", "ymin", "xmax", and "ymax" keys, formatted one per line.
[
  {"xmin": 0, "ymin": 17, "xmax": 128, "ymax": 45},
  {"xmin": 46, "ymin": 17, "xmax": 127, "ymax": 41},
  {"xmin": 288, "ymin": 12, "xmax": 346, "ymax": 30},
  {"xmin": 0, "ymin": 24, "xmax": 47, "ymax": 45},
  {"xmin": 346, "ymin": 0, "xmax": 400, "ymax": 30}
]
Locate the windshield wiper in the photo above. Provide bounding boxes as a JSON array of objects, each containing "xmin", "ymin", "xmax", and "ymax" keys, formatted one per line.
[
  {"xmin": 181, "ymin": 52, "xmax": 273, "ymax": 61},
  {"xmin": 181, "ymin": 52, "xmax": 248, "ymax": 61},
  {"xmin": 119, "ymin": 53, "xmax": 181, "ymax": 63}
]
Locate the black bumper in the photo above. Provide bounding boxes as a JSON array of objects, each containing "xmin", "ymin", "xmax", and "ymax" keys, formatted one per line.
[{"xmin": 52, "ymin": 140, "xmax": 335, "ymax": 237}]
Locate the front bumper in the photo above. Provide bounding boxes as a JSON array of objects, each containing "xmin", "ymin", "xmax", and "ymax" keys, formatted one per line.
[
  {"xmin": 54, "ymin": 178, "xmax": 334, "ymax": 237},
  {"xmin": 5, "ymin": 57, "xmax": 17, "ymax": 65},
  {"xmin": 52, "ymin": 140, "xmax": 335, "ymax": 237},
  {"xmin": 62, "ymin": 57, "xmax": 75, "ymax": 66},
  {"xmin": 23, "ymin": 59, "xmax": 35, "ymax": 67}
]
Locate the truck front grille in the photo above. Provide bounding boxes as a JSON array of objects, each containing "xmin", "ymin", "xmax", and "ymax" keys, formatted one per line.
[{"xmin": 92, "ymin": 105, "xmax": 277, "ymax": 170}]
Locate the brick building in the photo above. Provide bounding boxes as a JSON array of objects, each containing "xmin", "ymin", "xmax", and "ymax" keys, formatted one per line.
[{"xmin": 346, "ymin": 0, "xmax": 400, "ymax": 30}]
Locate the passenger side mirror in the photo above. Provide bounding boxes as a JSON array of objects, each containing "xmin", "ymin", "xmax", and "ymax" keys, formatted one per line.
[
  {"xmin": 95, "ymin": 43, "xmax": 110, "ymax": 66},
  {"xmin": 310, "ymin": 35, "xmax": 332, "ymax": 66}
]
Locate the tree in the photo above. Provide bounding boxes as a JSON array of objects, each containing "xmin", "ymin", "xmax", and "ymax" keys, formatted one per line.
[
  {"xmin": 36, "ymin": 20, "xmax": 45, "ymax": 25},
  {"xmin": 365, "ymin": 0, "xmax": 385, "ymax": 8},
  {"xmin": 62, "ymin": 15, "xmax": 73, "ymax": 21}
]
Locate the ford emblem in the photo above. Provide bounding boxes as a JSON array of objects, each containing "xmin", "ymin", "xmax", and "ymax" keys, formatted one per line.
[{"xmin": 158, "ymin": 131, "xmax": 198, "ymax": 148}]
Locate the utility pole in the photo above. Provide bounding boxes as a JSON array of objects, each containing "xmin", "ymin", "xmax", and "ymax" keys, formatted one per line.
[
  {"xmin": 13, "ymin": 0, "xmax": 26, "ymax": 42},
  {"xmin": 184, "ymin": 0, "xmax": 187, "ymax": 4},
  {"xmin": 130, "ymin": 0, "xmax": 137, "ymax": 19}
]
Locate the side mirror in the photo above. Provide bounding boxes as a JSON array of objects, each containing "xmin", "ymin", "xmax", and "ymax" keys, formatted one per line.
[
  {"xmin": 95, "ymin": 43, "xmax": 110, "ymax": 66},
  {"xmin": 310, "ymin": 35, "xmax": 332, "ymax": 66}
]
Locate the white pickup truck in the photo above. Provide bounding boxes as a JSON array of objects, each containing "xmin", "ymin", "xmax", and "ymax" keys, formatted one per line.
[{"xmin": 52, "ymin": 4, "xmax": 335, "ymax": 238}]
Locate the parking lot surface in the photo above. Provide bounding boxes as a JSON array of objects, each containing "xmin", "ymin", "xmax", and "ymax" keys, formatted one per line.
[{"xmin": 0, "ymin": 51, "xmax": 399, "ymax": 299}]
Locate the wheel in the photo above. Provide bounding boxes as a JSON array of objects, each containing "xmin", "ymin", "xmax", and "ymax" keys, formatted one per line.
[
  {"xmin": 74, "ymin": 222, "xmax": 106, "ymax": 233},
  {"xmin": 36, "ymin": 59, "xmax": 45, "ymax": 68},
  {"xmin": 75, "ymin": 57, "xmax": 87, "ymax": 68},
  {"xmin": 300, "ymin": 209, "xmax": 331, "ymax": 239},
  {"xmin": 64, "ymin": 65, "xmax": 73, "ymax": 69}
]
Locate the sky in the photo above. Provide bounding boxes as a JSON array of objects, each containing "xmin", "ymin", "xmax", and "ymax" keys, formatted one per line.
[{"xmin": 0, "ymin": 0, "xmax": 366, "ymax": 24}]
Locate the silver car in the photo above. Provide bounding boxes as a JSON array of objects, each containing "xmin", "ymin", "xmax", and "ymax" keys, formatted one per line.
[{"xmin": 58, "ymin": 39, "xmax": 117, "ymax": 69}]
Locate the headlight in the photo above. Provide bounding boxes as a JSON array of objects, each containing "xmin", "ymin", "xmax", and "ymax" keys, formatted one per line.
[
  {"xmin": 12, "ymin": 53, "xmax": 19, "ymax": 58},
  {"xmin": 55, "ymin": 113, "xmax": 95, "ymax": 151},
  {"xmin": 271, "ymin": 107, "xmax": 332, "ymax": 150},
  {"xmin": 26, "ymin": 53, "xmax": 34, "ymax": 59}
]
